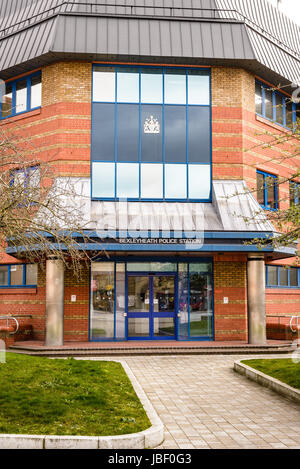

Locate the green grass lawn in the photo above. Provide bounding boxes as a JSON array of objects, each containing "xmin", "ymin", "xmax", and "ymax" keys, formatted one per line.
[
  {"xmin": 0, "ymin": 353, "xmax": 150, "ymax": 436},
  {"xmin": 242, "ymin": 359, "xmax": 300, "ymax": 390}
]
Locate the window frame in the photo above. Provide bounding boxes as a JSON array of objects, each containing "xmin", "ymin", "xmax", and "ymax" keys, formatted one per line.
[
  {"xmin": 91, "ymin": 64, "xmax": 212, "ymax": 202},
  {"xmin": 290, "ymin": 181, "xmax": 300, "ymax": 206},
  {"xmin": 0, "ymin": 71, "xmax": 42, "ymax": 120},
  {"xmin": 255, "ymin": 79, "xmax": 298, "ymax": 130},
  {"xmin": 266, "ymin": 265, "xmax": 300, "ymax": 289},
  {"xmin": 256, "ymin": 170, "xmax": 278, "ymax": 211},
  {"xmin": 10, "ymin": 165, "xmax": 40, "ymax": 207},
  {"xmin": 0, "ymin": 264, "xmax": 37, "ymax": 288}
]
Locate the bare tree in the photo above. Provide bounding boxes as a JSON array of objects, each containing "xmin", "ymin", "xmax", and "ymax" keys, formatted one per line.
[
  {"xmin": 0, "ymin": 126, "xmax": 101, "ymax": 275},
  {"xmin": 230, "ymin": 89, "xmax": 300, "ymax": 254}
]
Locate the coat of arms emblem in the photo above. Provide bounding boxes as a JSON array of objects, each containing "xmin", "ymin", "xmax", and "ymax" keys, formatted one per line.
[{"xmin": 144, "ymin": 115, "xmax": 160, "ymax": 134}]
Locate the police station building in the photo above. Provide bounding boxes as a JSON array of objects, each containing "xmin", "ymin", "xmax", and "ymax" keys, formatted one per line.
[{"xmin": 0, "ymin": 0, "xmax": 299, "ymax": 347}]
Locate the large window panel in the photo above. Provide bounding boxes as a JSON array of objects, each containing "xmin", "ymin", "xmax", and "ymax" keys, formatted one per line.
[
  {"xmin": 92, "ymin": 162, "xmax": 115, "ymax": 198},
  {"xmin": 26, "ymin": 264, "xmax": 38, "ymax": 285},
  {"xmin": 267, "ymin": 266, "xmax": 277, "ymax": 286},
  {"xmin": 141, "ymin": 105, "xmax": 163, "ymax": 162},
  {"xmin": 141, "ymin": 164, "xmax": 163, "ymax": 199},
  {"xmin": 30, "ymin": 75, "xmax": 42, "ymax": 109},
  {"xmin": 165, "ymin": 105, "xmax": 187, "ymax": 163},
  {"xmin": 189, "ymin": 265, "xmax": 213, "ymax": 338},
  {"xmin": 275, "ymin": 93, "xmax": 284, "ymax": 125},
  {"xmin": 93, "ymin": 67, "xmax": 115, "ymax": 102},
  {"xmin": 10, "ymin": 265, "xmax": 24, "ymax": 286},
  {"xmin": 2, "ymin": 83, "xmax": 13, "ymax": 117},
  {"xmin": 279, "ymin": 267, "xmax": 288, "ymax": 287},
  {"xmin": 290, "ymin": 268, "xmax": 298, "ymax": 287},
  {"xmin": 117, "ymin": 104, "xmax": 139, "ymax": 162},
  {"xmin": 255, "ymin": 81, "xmax": 263, "ymax": 115},
  {"xmin": 188, "ymin": 165, "xmax": 211, "ymax": 199},
  {"xmin": 117, "ymin": 67, "xmax": 139, "ymax": 103},
  {"xmin": 16, "ymin": 80, "xmax": 27, "ymax": 114},
  {"xmin": 265, "ymin": 88, "xmax": 273, "ymax": 120},
  {"xmin": 141, "ymin": 68, "xmax": 163, "ymax": 103},
  {"xmin": 92, "ymin": 65, "xmax": 211, "ymax": 201},
  {"xmin": 285, "ymin": 100, "xmax": 294, "ymax": 128},
  {"xmin": 164, "ymin": 70, "xmax": 186, "ymax": 104},
  {"xmin": 92, "ymin": 103, "xmax": 115, "ymax": 161},
  {"xmin": 188, "ymin": 106, "xmax": 210, "ymax": 163},
  {"xmin": 0, "ymin": 266, "xmax": 8, "ymax": 286},
  {"xmin": 117, "ymin": 163, "xmax": 139, "ymax": 198},
  {"xmin": 188, "ymin": 70, "xmax": 209, "ymax": 105},
  {"xmin": 257, "ymin": 172, "xmax": 265, "ymax": 206},
  {"xmin": 165, "ymin": 164, "xmax": 187, "ymax": 199},
  {"xmin": 90, "ymin": 263, "xmax": 115, "ymax": 339}
]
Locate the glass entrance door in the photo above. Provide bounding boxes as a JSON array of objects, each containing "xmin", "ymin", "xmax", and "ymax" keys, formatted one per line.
[{"xmin": 127, "ymin": 274, "xmax": 176, "ymax": 340}]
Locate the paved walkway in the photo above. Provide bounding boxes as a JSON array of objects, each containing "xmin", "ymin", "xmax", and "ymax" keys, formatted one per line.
[{"xmin": 124, "ymin": 355, "xmax": 300, "ymax": 449}]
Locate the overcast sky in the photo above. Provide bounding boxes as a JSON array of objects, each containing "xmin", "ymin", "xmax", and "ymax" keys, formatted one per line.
[{"xmin": 268, "ymin": 0, "xmax": 300, "ymax": 25}]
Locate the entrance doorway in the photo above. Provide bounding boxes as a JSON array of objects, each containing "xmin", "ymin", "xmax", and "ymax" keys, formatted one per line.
[{"xmin": 127, "ymin": 273, "xmax": 176, "ymax": 340}]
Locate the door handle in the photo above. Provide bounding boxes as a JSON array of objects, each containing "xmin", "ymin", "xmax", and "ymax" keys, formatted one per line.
[
  {"xmin": 124, "ymin": 313, "xmax": 127, "ymax": 317},
  {"xmin": 177, "ymin": 313, "xmax": 181, "ymax": 318}
]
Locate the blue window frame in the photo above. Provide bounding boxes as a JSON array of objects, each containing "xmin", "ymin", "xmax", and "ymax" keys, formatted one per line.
[
  {"xmin": 0, "ymin": 72, "xmax": 42, "ymax": 120},
  {"xmin": 290, "ymin": 181, "xmax": 299, "ymax": 206},
  {"xmin": 10, "ymin": 166, "xmax": 40, "ymax": 206},
  {"xmin": 266, "ymin": 265, "xmax": 300, "ymax": 288},
  {"xmin": 255, "ymin": 79, "xmax": 298, "ymax": 130},
  {"xmin": 91, "ymin": 65, "xmax": 212, "ymax": 202},
  {"xmin": 257, "ymin": 170, "xmax": 278, "ymax": 210},
  {"xmin": 89, "ymin": 259, "xmax": 214, "ymax": 342},
  {"xmin": 0, "ymin": 264, "xmax": 38, "ymax": 288}
]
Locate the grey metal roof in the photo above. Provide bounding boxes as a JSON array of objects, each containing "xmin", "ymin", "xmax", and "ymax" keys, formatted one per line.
[
  {"xmin": 54, "ymin": 177, "xmax": 274, "ymax": 233},
  {"xmin": 0, "ymin": 0, "xmax": 299, "ymax": 86}
]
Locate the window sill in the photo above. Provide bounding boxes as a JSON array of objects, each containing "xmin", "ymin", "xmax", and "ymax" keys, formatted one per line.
[
  {"xmin": 0, "ymin": 108, "xmax": 41, "ymax": 125},
  {"xmin": 0, "ymin": 287, "xmax": 37, "ymax": 294},
  {"xmin": 266, "ymin": 288, "xmax": 300, "ymax": 293},
  {"xmin": 255, "ymin": 115, "xmax": 293, "ymax": 133}
]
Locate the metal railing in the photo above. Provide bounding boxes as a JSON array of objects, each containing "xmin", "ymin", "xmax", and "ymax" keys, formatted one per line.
[
  {"xmin": 267, "ymin": 315, "xmax": 300, "ymax": 333},
  {"xmin": 0, "ymin": 315, "xmax": 19, "ymax": 335},
  {"xmin": 0, "ymin": 2, "xmax": 299, "ymax": 60}
]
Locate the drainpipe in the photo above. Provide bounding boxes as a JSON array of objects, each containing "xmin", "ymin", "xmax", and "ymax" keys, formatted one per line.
[
  {"xmin": 45, "ymin": 258, "xmax": 64, "ymax": 346},
  {"xmin": 247, "ymin": 253, "xmax": 267, "ymax": 345}
]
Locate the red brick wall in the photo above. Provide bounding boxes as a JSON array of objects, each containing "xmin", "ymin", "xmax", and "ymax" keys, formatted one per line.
[{"xmin": 213, "ymin": 254, "xmax": 248, "ymax": 341}]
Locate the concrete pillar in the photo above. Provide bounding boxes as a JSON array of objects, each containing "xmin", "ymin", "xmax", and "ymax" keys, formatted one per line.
[
  {"xmin": 247, "ymin": 253, "xmax": 267, "ymax": 345},
  {"xmin": 45, "ymin": 259, "xmax": 64, "ymax": 346}
]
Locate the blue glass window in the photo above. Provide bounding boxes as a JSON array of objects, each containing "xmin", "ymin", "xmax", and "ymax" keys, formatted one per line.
[
  {"xmin": 117, "ymin": 163, "xmax": 139, "ymax": 198},
  {"xmin": 266, "ymin": 265, "xmax": 300, "ymax": 288},
  {"xmin": 92, "ymin": 162, "xmax": 115, "ymax": 198},
  {"xmin": 92, "ymin": 65, "xmax": 211, "ymax": 200},
  {"xmin": 257, "ymin": 170, "xmax": 278, "ymax": 210},
  {"xmin": 0, "ymin": 264, "xmax": 37, "ymax": 287},
  {"xmin": 255, "ymin": 79, "xmax": 298, "ymax": 129},
  {"xmin": 165, "ymin": 106, "xmax": 186, "ymax": 163},
  {"xmin": 117, "ymin": 67, "xmax": 139, "ymax": 103},
  {"xmin": 188, "ymin": 107, "xmax": 210, "ymax": 163},
  {"xmin": 92, "ymin": 103, "xmax": 115, "ymax": 161},
  {"xmin": 141, "ymin": 164, "xmax": 163, "ymax": 199},
  {"xmin": 164, "ymin": 69, "xmax": 186, "ymax": 104},
  {"xmin": 1, "ymin": 72, "xmax": 41, "ymax": 119},
  {"xmin": 141, "ymin": 105, "xmax": 163, "ymax": 162},
  {"xmin": 141, "ymin": 68, "xmax": 163, "ymax": 103},
  {"xmin": 117, "ymin": 104, "xmax": 139, "ymax": 162},
  {"xmin": 165, "ymin": 164, "xmax": 187, "ymax": 199},
  {"xmin": 290, "ymin": 181, "xmax": 299, "ymax": 206},
  {"xmin": 93, "ymin": 66, "xmax": 115, "ymax": 102},
  {"xmin": 188, "ymin": 70, "xmax": 210, "ymax": 105}
]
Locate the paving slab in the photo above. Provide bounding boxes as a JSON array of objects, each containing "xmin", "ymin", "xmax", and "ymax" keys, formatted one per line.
[{"xmin": 121, "ymin": 354, "xmax": 300, "ymax": 449}]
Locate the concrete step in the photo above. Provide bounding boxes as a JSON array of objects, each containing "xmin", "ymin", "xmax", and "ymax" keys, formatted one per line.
[{"xmin": 9, "ymin": 344, "xmax": 294, "ymax": 357}]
